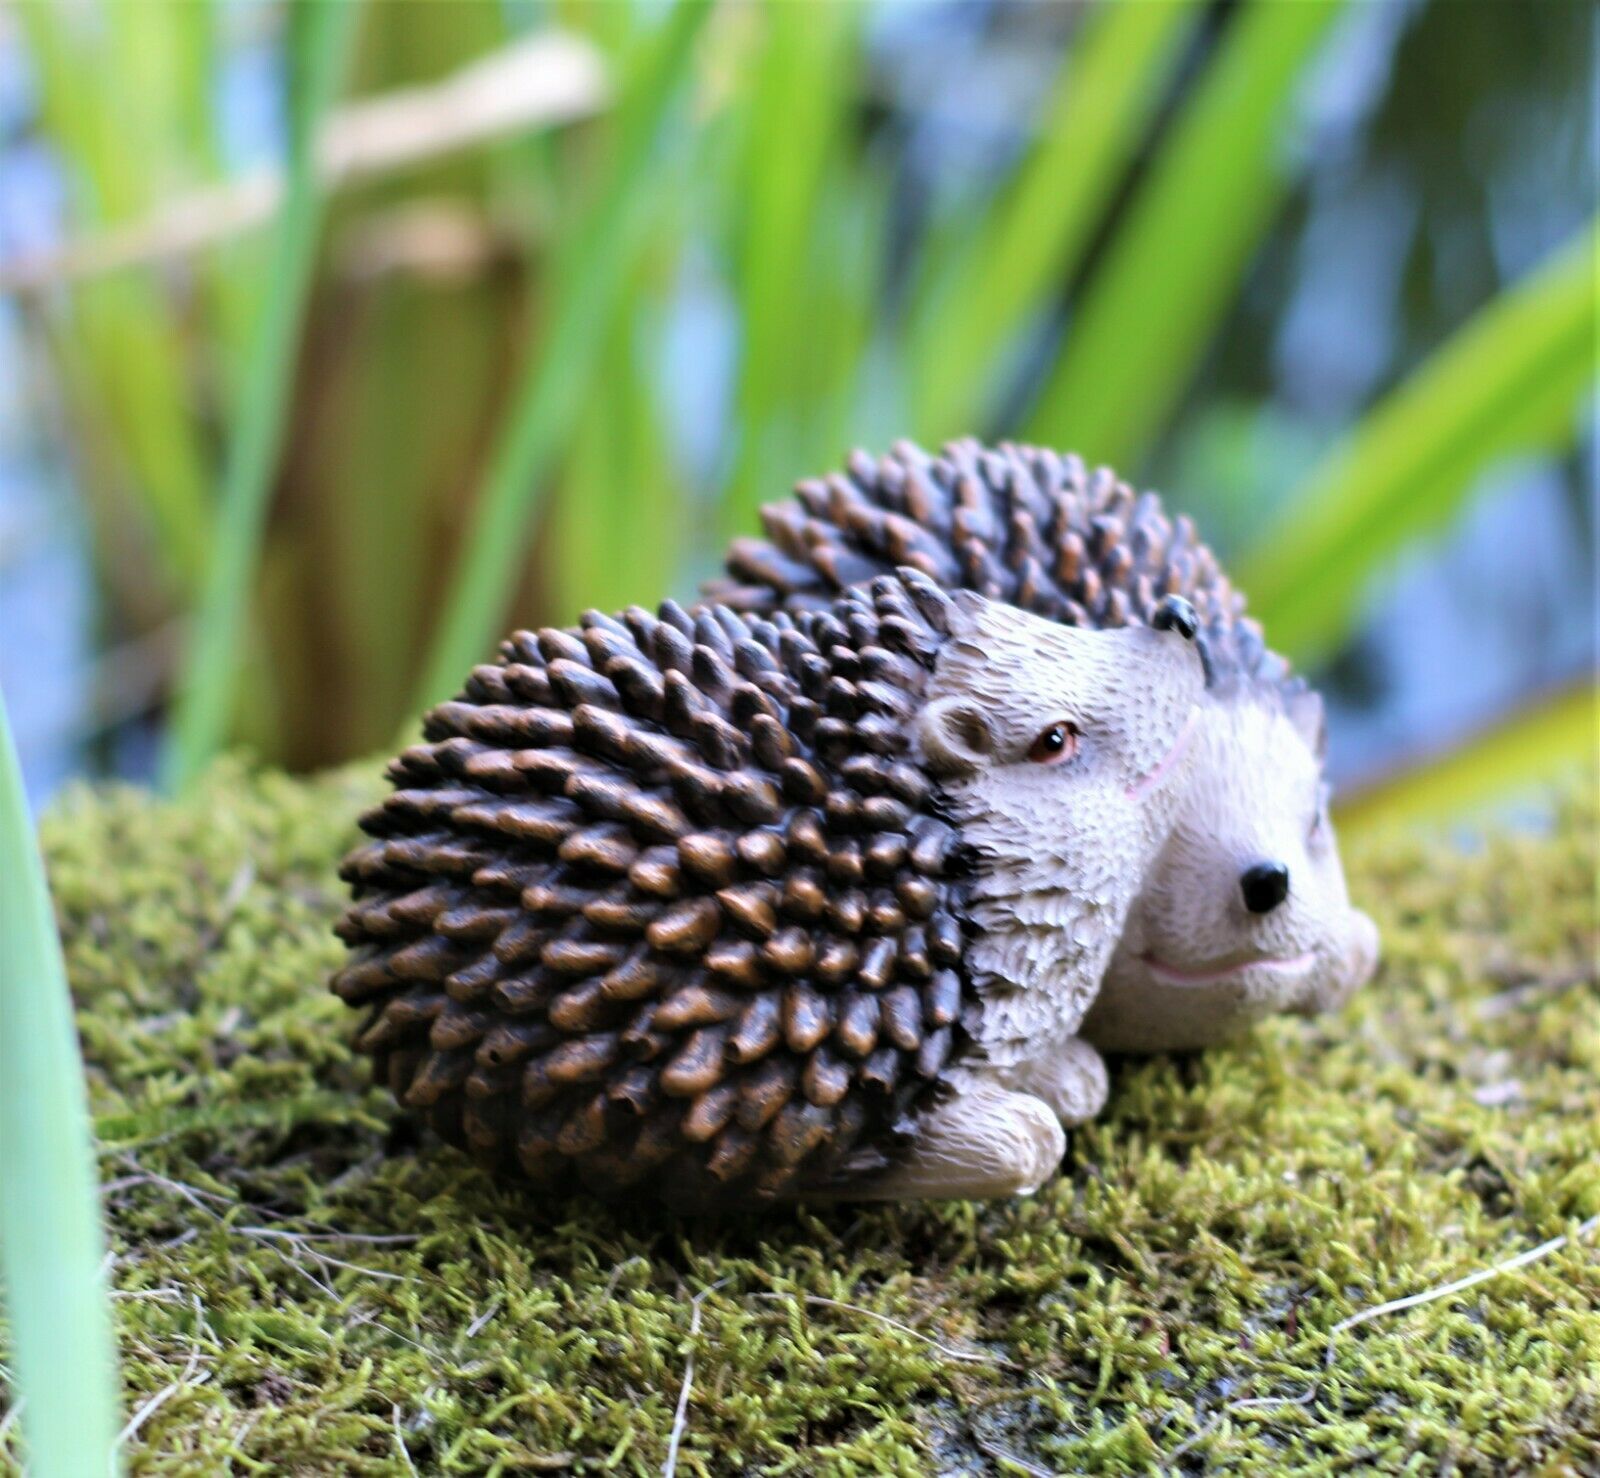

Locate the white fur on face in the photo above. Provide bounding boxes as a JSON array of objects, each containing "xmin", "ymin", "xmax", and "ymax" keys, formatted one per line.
[
  {"xmin": 917, "ymin": 596, "xmax": 1206, "ymax": 1071},
  {"xmin": 1083, "ymin": 694, "xmax": 1379, "ymax": 1052}
]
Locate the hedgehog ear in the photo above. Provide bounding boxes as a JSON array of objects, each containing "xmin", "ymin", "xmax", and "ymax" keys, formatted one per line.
[
  {"xmin": 1284, "ymin": 686, "xmax": 1326, "ymax": 761},
  {"xmin": 917, "ymin": 695, "xmax": 994, "ymax": 777}
]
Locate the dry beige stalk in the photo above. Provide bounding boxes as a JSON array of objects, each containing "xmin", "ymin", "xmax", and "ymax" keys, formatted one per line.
[{"xmin": 0, "ymin": 30, "xmax": 610, "ymax": 293}]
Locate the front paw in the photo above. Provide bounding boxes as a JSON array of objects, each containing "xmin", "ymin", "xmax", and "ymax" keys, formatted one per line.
[{"xmin": 1043, "ymin": 1038, "xmax": 1109, "ymax": 1127}]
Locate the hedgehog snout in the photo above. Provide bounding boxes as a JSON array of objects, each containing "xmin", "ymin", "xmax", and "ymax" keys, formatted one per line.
[{"xmin": 1240, "ymin": 860, "xmax": 1290, "ymax": 914}]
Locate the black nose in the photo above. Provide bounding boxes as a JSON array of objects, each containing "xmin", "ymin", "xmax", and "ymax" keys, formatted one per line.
[
  {"xmin": 1152, "ymin": 595, "xmax": 1198, "ymax": 641},
  {"xmin": 1240, "ymin": 861, "xmax": 1290, "ymax": 914}
]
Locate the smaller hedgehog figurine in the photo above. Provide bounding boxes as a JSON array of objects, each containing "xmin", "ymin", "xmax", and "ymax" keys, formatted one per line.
[
  {"xmin": 707, "ymin": 439, "xmax": 1379, "ymax": 1054},
  {"xmin": 333, "ymin": 573, "xmax": 1204, "ymax": 1205}
]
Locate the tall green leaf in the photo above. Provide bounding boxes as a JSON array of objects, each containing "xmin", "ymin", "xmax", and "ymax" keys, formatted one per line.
[
  {"xmin": 719, "ymin": 1, "xmax": 861, "ymax": 541},
  {"xmin": 806, "ymin": 164, "xmax": 896, "ymax": 464},
  {"xmin": 160, "ymin": 0, "xmax": 365, "ymax": 791},
  {"xmin": 250, "ymin": 0, "xmax": 521, "ymax": 766},
  {"xmin": 545, "ymin": 8, "xmax": 691, "ymax": 622},
  {"xmin": 1240, "ymin": 219, "xmax": 1599, "ymax": 665},
  {"xmin": 15, "ymin": 0, "xmax": 216, "ymax": 595},
  {"xmin": 412, "ymin": 0, "xmax": 712, "ymax": 713},
  {"xmin": 907, "ymin": 0, "xmax": 1204, "ymax": 442},
  {"xmin": 552, "ymin": 295, "xmax": 682, "ymax": 620},
  {"xmin": 1025, "ymin": 0, "xmax": 1345, "ymax": 470},
  {"xmin": 1335, "ymin": 682, "xmax": 1599, "ymax": 842},
  {"xmin": 0, "ymin": 691, "xmax": 121, "ymax": 1476}
]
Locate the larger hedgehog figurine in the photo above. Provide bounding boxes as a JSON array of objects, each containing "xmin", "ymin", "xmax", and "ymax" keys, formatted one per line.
[
  {"xmin": 333, "ymin": 574, "xmax": 1205, "ymax": 1205},
  {"xmin": 706, "ymin": 438, "xmax": 1379, "ymax": 1054}
]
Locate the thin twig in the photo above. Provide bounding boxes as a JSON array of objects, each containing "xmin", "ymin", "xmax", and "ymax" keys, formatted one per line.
[
  {"xmin": 115, "ymin": 1371, "xmax": 211, "ymax": 1450},
  {"xmin": 343, "ymin": 1307, "xmax": 438, "ymax": 1358},
  {"xmin": 1160, "ymin": 1213, "xmax": 1600, "ymax": 1468},
  {"xmin": 1476, "ymin": 968, "xmax": 1592, "ymax": 1019},
  {"xmin": 110, "ymin": 1160, "xmax": 417, "ymax": 1241},
  {"xmin": 391, "ymin": 1404, "xmax": 420, "ymax": 1477},
  {"xmin": 1329, "ymin": 1212, "xmax": 1600, "ymax": 1337},
  {"xmin": 256, "ymin": 1230, "xmax": 421, "ymax": 1245},
  {"xmin": 973, "ymin": 1434, "xmax": 1055, "ymax": 1477},
  {"xmin": 234, "ymin": 1226, "xmax": 407, "ymax": 1282},
  {"xmin": 751, "ymin": 1291, "xmax": 1022, "ymax": 1371},
  {"xmin": 662, "ymin": 1279, "xmax": 729, "ymax": 1478},
  {"xmin": 463, "ymin": 1295, "xmax": 503, "ymax": 1341},
  {"xmin": 1162, "ymin": 1411, "xmax": 1223, "ymax": 1469},
  {"xmin": 228, "ymin": 1410, "xmax": 266, "ymax": 1463}
]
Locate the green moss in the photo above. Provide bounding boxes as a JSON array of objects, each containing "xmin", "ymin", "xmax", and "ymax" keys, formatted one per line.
[{"xmin": 3, "ymin": 762, "xmax": 1596, "ymax": 1475}]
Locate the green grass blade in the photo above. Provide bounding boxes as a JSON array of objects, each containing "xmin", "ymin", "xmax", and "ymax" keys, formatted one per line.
[
  {"xmin": 1024, "ymin": 0, "xmax": 1345, "ymax": 470},
  {"xmin": 1238, "ymin": 219, "xmax": 1598, "ymax": 665},
  {"xmin": 719, "ymin": 0, "xmax": 861, "ymax": 541},
  {"xmin": 807, "ymin": 167, "xmax": 895, "ymax": 461},
  {"xmin": 160, "ymin": 0, "xmax": 365, "ymax": 791},
  {"xmin": 546, "ymin": 9, "xmax": 690, "ymax": 623},
  {"xmin": 907, "ymin": 0, "xmax": 1204, "ymax": 442},
  {"xmin": 0, "ymin": 691, "xmax": 121, "ymax": 1476},
  {"xmin": 552, "ymin": 290, "xmax": 683, "ymax": 619},
  {"xmin": 411, "ymin": 1, "xmax": 712, "ymax": 713},
  {"xmin": 15, "ymin": 0, "xmax": 217, "ymax": 595},
  {"xmin": 1335, "ymin": 682, "xmax": 1599, "ymax": 843}
]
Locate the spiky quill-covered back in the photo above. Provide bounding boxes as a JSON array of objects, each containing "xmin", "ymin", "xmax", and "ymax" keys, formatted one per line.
[
  {"xmin": 332, "ymin": 577, "xmax": 974, "ymax": 1206},
  {"xmin": 705, "ymin": 437, "xmax": 1289, "ymax": 691}
]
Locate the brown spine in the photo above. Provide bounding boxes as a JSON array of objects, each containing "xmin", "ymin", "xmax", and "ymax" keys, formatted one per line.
[
  {"xmin": 333, "ymin": 574, "xmax": 975, "ymax": 1206},
  {"xmin": 703, "ymin": 437, "xmax": 1287, "ymax": 691}
]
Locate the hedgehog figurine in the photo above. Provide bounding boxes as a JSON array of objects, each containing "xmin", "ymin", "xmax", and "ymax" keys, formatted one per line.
[
  {"xmin": 705, "ymin": 438, "xmax": 1379, "ymax": 1054},
  {"xmin": 333, "ymin": 573, "xmax": 1205, "ymax": 1206}
]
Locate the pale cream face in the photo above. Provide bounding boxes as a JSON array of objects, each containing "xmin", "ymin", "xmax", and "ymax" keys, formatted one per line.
[
  {"xmin": 1083, "ymin": 694, "xmax": 1378, "ymax": 1053},
  {"xmin": 916, "ymin": 595, "xmax": 1207, "ymax": 1063}
]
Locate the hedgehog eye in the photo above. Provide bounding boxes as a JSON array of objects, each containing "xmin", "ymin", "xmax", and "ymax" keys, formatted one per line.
[{"xmin": 1028, "ymin": 722, "xmax": 1080, "ymax": 765}]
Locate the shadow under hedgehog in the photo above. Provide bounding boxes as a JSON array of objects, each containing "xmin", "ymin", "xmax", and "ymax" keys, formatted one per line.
[
  {"xmin": 704, "ymin": 438, "xmax": 1379, "ymax": 1055},
  {"xmin": 333, "ymin": 573, "xmax": 1204, "ymax": 1206}
]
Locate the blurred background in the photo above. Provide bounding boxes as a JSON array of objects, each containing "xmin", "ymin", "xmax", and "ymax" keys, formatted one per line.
[{"xmin": 0, "ymin": 0, "xmax": 1594, "ymax": 835}]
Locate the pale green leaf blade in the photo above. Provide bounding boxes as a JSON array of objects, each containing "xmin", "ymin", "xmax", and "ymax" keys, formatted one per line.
[
  {"xmin": 1025, "ymin": 0, "xmax": 1346, "ymax": 469},
  {"xmin": 0, "ymin": 691, "xmax": 121, "ymax": 1476},
  {"xmin": 1335, "ymin": 682, "xmax": 1599, "ymax": 843},
  {"xmin": 161, "ymin": 0, "xmax": 365, "ymax": 790},
  {"xmin": 720, "ymin": 0, "xmax": 862, "ymax": 540},
  {"xmin": 908, "ymin": 0, "xmax": 1205, "ymax": 442},
  {"xmin": 412, "ymin": 0, "xmax": 712, "ymax": 713},
  {"xmin": 1241, "ymin": 219, "xmax": 1598, "ymax": 666},
  {"xmin": 551, "ymin": 240, "xmax": 686, "ymax": 620}
]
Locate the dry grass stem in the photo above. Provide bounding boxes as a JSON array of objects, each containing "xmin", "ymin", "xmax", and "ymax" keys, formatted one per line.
[{"xmin": 0, "ymin": 31, "xmax": 609, "ymax": 293}]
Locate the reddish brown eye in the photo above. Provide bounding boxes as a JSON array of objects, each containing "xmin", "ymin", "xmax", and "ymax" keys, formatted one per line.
[{"xmin": 1028, "ymin": 722, "xmax": 1079, "ymax": 765}]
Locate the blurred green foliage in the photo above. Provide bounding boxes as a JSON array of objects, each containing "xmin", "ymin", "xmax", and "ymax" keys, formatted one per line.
[
  {"xmin": 1241, "ymin": 220, "xmax": 1599, "ymax": 665},
  {"xmin": 163, "ymin": 0, "xmax": 364, "ymax": 790},
  {"xmin": 9, "ymin": 0, "xmax": 1596, "ymax": 781},
  {"xmin": 0, "ymin": 691, "xmax": 119, "ymax": 1474}
]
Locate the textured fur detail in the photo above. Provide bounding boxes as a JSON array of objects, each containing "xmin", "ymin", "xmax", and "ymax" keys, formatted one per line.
[
  {"xmin": 922, "ymin": 597, "xmax": 1202, "ymax": 1068},
  {"xmin": 1085, "ymin": 692, "xmax": 1378, "ymax": 1051}
]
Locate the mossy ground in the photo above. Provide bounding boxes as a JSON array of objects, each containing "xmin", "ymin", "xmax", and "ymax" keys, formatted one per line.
[{"xmin": 3, "ymin": 763, "xmax": 1596, "ymax": 1476}]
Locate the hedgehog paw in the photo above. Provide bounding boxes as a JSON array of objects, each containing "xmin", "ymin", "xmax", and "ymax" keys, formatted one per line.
[
  {"xmin": 843, "ymin": 1082, "xmax": 1065, "ymax": 1202},
  {"xmin": 1000, "ymin": 1037, "xmax": 1109, "ymax": 1128}
]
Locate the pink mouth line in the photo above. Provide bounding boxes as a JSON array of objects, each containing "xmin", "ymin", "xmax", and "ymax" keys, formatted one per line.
[
  {"xmin": 1142, "ymin": 951, "xmax": 1317, "ymax": 987},
  {"xmin": 1126, "ymin": 706, "xmax": 1200, "ymax": 801}
]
